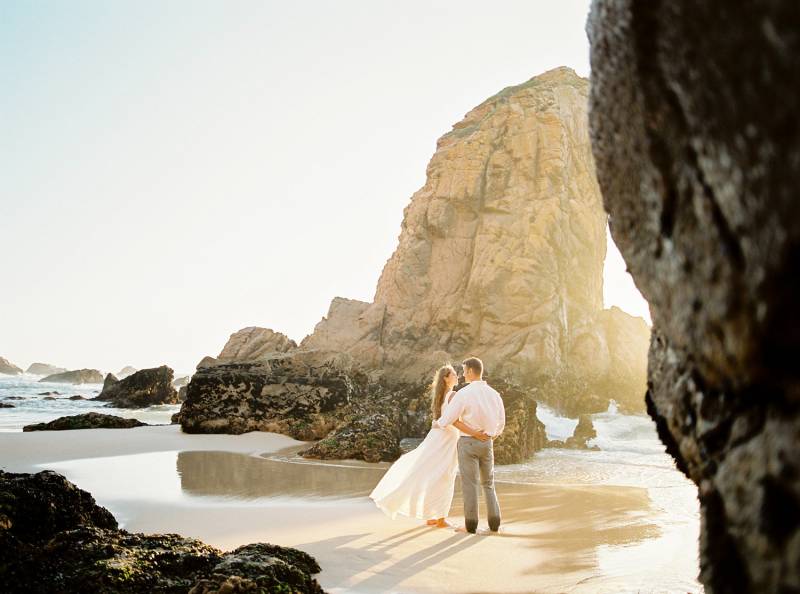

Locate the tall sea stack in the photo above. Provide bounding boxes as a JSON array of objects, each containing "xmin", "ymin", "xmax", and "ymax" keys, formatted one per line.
[{"xmin": 180, "ymin": 67, "xmax": 651, "ymax": 462}]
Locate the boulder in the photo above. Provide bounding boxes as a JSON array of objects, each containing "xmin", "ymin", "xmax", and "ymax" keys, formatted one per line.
[
  {"xmin": 173, "ymin": 375, "xmax": 190, "ymax": 389},
  {"xmin": 25, "ymin": 363, "xmax": 66, "ymax": 376},
  {"xmin": 102, "ymin": 373, "xmax": 118, "ymax": 393},
  {"xmin": 95, "ymin": 366, "xmax": 179, "ymax": 408},
  {"xmin": 39, "ymin": 369, "xmax": 103, "ymax": 385},
  {"xmin": 489, "ymin": 379, "xmax": 548, "ymax": 464},
  {"xmin": 0, "ymin": 470, "xmax": 323, "ymax": 593},
  {"xmin": 115, "ymin": 366, "xmax": 137, "ymax": 379},
  {"xmin": 587, "ymin": 1, "xmax": 800, "ymax": 591},
  {"xmin": 196, "ymin": 356, "xmax": 218, "ymax": 370},
  {"xmin": 22, "ymin": 413, "xmax": 148, "ymax": 432},
  {"xmin": 0, "ymin": 357, "xmax": 23, "ymax": 376},
  {"xmin": 217, "ymin": 327, "xmax": 297, "ymax": 362},
  {"xmin": 300, "ymin": 413, "xmax": 401, "ymax": 463},
  {"xmin": 37, "ymin": 391, "xmax": 60, "ymax": 396},
  {"xmin": 552, "ymin": 414, "xmax": 599, "ymax": 451},
  {"xmin": 0, "ymin": 403, "xmax": 14, "ymax": 408},
  {"xmin": 180, "ymin": 352, "xmax": 371, "ymax": 440},
  {"xmin": 68, "ymin": 395, "xmax": 85, "ymax": 400}
]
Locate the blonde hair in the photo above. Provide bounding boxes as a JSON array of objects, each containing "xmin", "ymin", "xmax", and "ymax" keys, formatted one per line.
[{"xmin": 430, "ymin": 364, "xmax": 456, "ymax": 418}]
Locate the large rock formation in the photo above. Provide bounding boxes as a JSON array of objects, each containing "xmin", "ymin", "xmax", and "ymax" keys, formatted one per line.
[
  {"xmin": 587, "ymin": 1, "xmax": 800, "ymax": 592},
  {"xmin": 181, "ymin": 67, "xmax": 650, "ymax": 464},
  {"xmin": 95, "ymin": 366, "xmax": 179, "ymax": 408},
  {"xmin": 0, "ymin": 357, "xmax": 22, "ymax": 375},
  {"xmin": 0, "ymin": 470, "xmax": 323, "ymax": 593},
  {"xmin": 40, "ymin": 369, "xmax": 103, "ymax": 384},
  {"xmin": 22, "ymin": 413, "xmax": 149, "ymax": 432},
  {"xmin": 25, "ymin": 363, "xmax": 66, "ymax": 376},
  {"xmin": 300, "ymin": 68, "xmax": 642, "ymax": 397}
]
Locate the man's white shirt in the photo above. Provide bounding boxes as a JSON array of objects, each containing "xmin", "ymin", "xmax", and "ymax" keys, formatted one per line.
[{"xmin": 435, "ymin": 380, "xmax": 505, "ymax": 438}]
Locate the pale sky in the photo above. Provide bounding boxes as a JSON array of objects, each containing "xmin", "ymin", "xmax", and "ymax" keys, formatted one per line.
[{"xmin": 0, "ymin": 1, "xmax": 649, "ymax": 375}]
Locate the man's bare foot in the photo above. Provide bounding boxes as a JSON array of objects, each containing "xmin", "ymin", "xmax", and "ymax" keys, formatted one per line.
[{"xmin": 454, "ymin": 526, "xmax": 476, "ymax": 534}]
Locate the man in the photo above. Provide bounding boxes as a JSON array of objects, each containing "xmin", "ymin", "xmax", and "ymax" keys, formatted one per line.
[{"xmin": 434, "ymin": 356, "xmax": 505, "ymax": 534}]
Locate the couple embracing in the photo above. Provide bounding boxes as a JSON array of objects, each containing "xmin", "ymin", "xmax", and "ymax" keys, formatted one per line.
[{"xmin": 370, "ymin": 357, "xmax": 505, "ymax": 534}]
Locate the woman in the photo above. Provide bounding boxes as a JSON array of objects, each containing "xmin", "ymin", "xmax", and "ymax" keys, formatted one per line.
[{"xmin": 369, "ymin": 364, "xmax": 488, "ymax": 528}]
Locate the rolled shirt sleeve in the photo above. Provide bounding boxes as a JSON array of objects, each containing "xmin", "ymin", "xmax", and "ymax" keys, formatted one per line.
[{"xmin": 495, "ymin": 394, "xmax": 506, "ymax": 436}]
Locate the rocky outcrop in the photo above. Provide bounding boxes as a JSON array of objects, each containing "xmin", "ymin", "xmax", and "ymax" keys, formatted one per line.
[
  {"xmin": 218, "ymin": 327, "xmax": 297, "ymax": 361},
  {"xmin": 300, "ymin": 413, "xmax": 401, "ymax": 463},
  {"xmin": 0, "ymin": 357, "xmax": 22, "ymax": 375},
  {"xmin": 173, "ymin": 375, "xmax": 190, "ymax": 388},
  {"xmin": 181, "ymin": 351, "xmax": 427, "ymax": 445},
  {"xmin": 40, "ymin": 369, "xmax": 103, "ymax": 384},
  {"xmin": 95, "ymin": 366, "xmax": 178, "ymax": 408},
  {"xmin": 25, "ymin": 363, "xmax": 66, "ymax": 376},
  {"xmin": 116, "ymin": 366, "xmax": 137, "ymax": 379},
  {"xmin": 0, "ymin": 470, "xmax": 323, "ymax": 593},
  {"xmin": 487, "ymin": 379, "xmax": 548, "ymax": 464},
  {"xmin": 196, "ymin": 355, "xmax": 218, "ymax": 370},
  {"xmin": 547, "ymin": 414, "xmax": 599, "ymax": 450},
  {"xmin": 22, "ymin": 413, "xmax": 148, "ymax": 432},
  {"xmin": 102, "ymin": 373, "xmax": 118, "ymax": 392},
  {"xmin": 587, "ymin": 2, "xmax": 800, "ymax": 592},
  {"xmin": 0, "ymin": 403, "xmax": 14, "ymax": 408}
]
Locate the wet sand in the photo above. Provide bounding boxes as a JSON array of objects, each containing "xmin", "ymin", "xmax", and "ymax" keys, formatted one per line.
[{"xmin": 0, "ymin": 426, "xmax": 701, "ymax": 593}]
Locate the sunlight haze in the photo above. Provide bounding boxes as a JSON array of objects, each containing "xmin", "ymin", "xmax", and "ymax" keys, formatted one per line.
[{"xmin": 0, "ymin": 0, "xmax": 648, "ymax": 374}]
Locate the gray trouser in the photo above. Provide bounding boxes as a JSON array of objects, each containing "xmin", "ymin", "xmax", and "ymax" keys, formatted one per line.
[{"xmin": 457, "ymin": 436, "xmax": 501, "ymax": 533}]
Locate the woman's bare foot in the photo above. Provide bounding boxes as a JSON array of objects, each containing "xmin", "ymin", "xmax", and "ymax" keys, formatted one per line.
[
  {"xmin": 435, "ymin": 518, "xmax": 452, "ymax": 528},
  {"xmin": 426, "ymin": 519, "xmax": 438, "ymax": 526}
]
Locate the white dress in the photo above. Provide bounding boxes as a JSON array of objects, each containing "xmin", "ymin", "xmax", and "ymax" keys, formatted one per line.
[{"xmin": 369, "ymin": 391, "xmax": 460, "ymax": 520}]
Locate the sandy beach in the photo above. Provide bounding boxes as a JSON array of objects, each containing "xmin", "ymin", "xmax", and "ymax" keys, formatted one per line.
[{"xmin": 0, "ymin": 425, "xmax": 701, "ymax": 593}]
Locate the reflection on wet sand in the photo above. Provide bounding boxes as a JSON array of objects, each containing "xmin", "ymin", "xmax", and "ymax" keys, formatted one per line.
[
  {"xmin": 177, "ymin": 450, "xmax": 385, "ymax": 499},
  {"xmin": 176, "ymin": 450, "xmax": 661, "ymax": 575}
]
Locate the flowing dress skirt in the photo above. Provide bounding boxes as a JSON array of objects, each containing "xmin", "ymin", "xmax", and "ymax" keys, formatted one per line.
[{"xmin": 369, "ymin": 424, "xmax": 459, "ymax": 520}]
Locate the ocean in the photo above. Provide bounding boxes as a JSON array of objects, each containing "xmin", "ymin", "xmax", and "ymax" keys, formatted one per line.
[{"xmin": 0, "ymin": 373, "xmax": 180, "ymax": 431}]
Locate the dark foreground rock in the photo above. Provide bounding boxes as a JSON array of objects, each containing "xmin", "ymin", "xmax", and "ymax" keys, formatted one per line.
[
  {"xmin": 40, "ymin": 369, "xmax": 103, "ymax": 384},
  {"xmin": 0, "ymin": 403, "xmax": 14, "ymax": 408},
  {"xmin": 0, "ymin": 470, "xmax": 324, "ymax": 593},
  {"xmin": 588, "ymin": 2, "xmax": 800, "ymax": 592},
  {"xmin": 95, "ymin": 366, "xmax": 179, "ymax": 408},
  {"xmin": 23, "ymin": 413, "xmax": 149, "ymax": 432}
]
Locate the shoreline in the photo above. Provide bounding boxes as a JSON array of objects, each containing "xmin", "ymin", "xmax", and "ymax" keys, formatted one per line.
[{"xmin": 0, "ymin": 426, "xmax": 701, "ymax": 593}]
